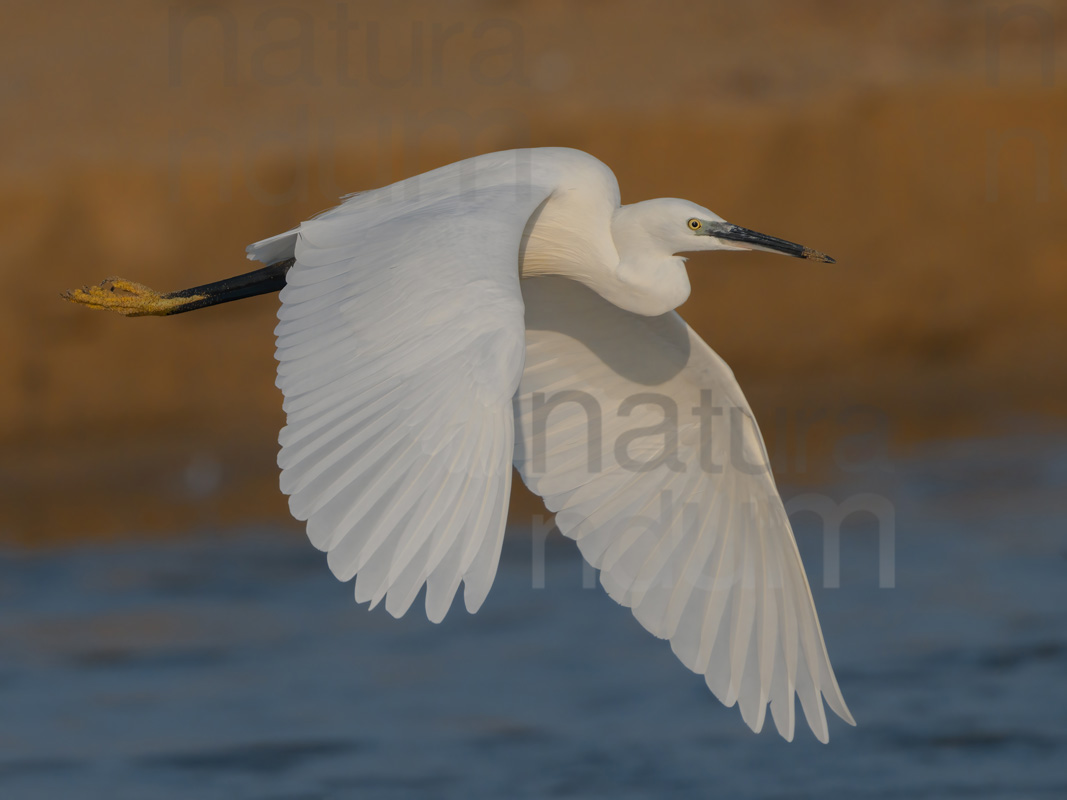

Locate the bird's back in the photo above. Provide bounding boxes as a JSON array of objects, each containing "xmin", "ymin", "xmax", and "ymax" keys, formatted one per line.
[{"xmin": 247, "ymin": 147, "xmax": 620, "ymax": 273}]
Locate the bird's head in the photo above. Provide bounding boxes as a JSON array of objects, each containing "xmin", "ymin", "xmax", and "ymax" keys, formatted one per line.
[
  {"xmin": 604, "ymin": 198, "xmax": 834, "ymax": 316},
  {"xmin": 613, "ymin": 198, "xmax": 835, "ymax": 263}
]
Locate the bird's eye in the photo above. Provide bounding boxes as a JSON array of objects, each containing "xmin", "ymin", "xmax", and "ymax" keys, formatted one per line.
[{"xmin": 688, "ymin": 219, "xmax": 702, "ymax": 230}]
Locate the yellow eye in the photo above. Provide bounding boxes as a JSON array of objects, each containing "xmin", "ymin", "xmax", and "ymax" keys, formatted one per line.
[{"xmin": 688, "ymin": 219, "xmax": 702, "ymax": 230}]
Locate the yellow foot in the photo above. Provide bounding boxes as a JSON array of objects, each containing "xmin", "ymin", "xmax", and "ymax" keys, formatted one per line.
[{"xmin": 61, "ymin": 277, "xmax": 203, "ymax": 317}]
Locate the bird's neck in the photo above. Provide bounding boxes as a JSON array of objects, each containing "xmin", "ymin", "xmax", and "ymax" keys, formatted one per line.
[
  {"xmin": 519, "ymin": 197, "xmax": 690, "ymax": 317},
  {"xmin": 611, "ymin": 254, "xmax": 691, "ymax": 316}
]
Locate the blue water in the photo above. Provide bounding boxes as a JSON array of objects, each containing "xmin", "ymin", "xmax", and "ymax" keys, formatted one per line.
[{"xmin": 2, "ymin": 436, "xmax": 1065, "ymax": 799}]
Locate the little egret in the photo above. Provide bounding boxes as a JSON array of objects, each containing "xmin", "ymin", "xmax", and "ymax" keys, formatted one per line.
[{"xmin": 65, "ymin": 147, "xmax": 853, "ymax": 741}]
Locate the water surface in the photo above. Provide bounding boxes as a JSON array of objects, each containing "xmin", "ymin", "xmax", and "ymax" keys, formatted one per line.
[{"xmin": 2, "ymin": 436, "xmax": 1065, "ymax": 799}]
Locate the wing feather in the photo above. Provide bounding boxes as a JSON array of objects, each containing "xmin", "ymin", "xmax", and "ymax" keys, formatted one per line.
[
  {"xmin": 514, "ymin": 276, "xmax": 854, "ymax": 741},
  {"xmin": 258, "ymin": 152, "xmax": 556, "ymax": 621}
]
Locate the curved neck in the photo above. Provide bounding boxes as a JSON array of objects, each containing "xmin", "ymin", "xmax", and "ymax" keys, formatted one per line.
[
  {"xmin": 519, "ymin": 193, "xmax": 691, "ymax": 318},
  {"xmin": 607, "ymin": 204, "xmax": 691, "ymax": 315},
  {"xmin": 611, "ymin": 254, "xmax": 691, "ymax": 315}
]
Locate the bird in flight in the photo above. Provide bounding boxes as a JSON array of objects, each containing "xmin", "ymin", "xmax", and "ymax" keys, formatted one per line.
[{"xmin": 65, "ymin": 147, "xmax": 853, "ymax": 742}]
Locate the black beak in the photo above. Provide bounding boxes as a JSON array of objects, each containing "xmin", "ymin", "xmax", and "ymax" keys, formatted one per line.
[{"xmin": 707, "ymin": 222, "xmax": 835, "ymax": 264}]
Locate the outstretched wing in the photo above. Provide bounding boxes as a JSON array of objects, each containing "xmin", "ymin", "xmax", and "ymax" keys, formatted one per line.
[
  {"xmin": 260, "ymin": 153, "xmax": 554, "ymax": 622},
  {"xmin": 514, "ymin": 276, "xmax": 855, "ymax": 742}
]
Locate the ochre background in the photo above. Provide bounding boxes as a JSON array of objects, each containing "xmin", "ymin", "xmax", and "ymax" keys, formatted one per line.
[{"xmin": 3, "ymin": 1, "xmax": 1064, "ymax": 544}]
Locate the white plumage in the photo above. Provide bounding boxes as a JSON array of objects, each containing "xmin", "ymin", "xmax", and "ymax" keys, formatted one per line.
[{"xmin": 248, "ymin": 147, "xmax": 853, "ymax": 742}]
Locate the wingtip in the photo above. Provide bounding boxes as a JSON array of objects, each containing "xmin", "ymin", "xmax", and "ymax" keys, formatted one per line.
[
  {"xmin": 425, "ymin": 605, "xmax": 448, "ymax": 625},
  {"xmin": 462, "ymin": 582, "xmax": 489, "ymax": 614}
]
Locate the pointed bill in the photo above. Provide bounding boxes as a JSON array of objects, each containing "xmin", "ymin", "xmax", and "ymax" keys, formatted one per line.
[{"xmin": 705, "ymin": 222, "xmax": 835, "ymax": 263}]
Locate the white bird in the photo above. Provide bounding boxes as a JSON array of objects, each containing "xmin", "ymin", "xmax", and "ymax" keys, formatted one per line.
[{"xmin": 65, "ymin": 147, "xmax": 854, "ymax": 742}]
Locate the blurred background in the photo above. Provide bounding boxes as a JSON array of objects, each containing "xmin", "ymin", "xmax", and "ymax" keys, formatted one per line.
[
  {"xmin": 3, "ymin": 0, "xmax": 1064, "ymax": 542},
  {"xmin": 2, "ymin": 1, "xmax": 1066, "ymax": 798}
]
